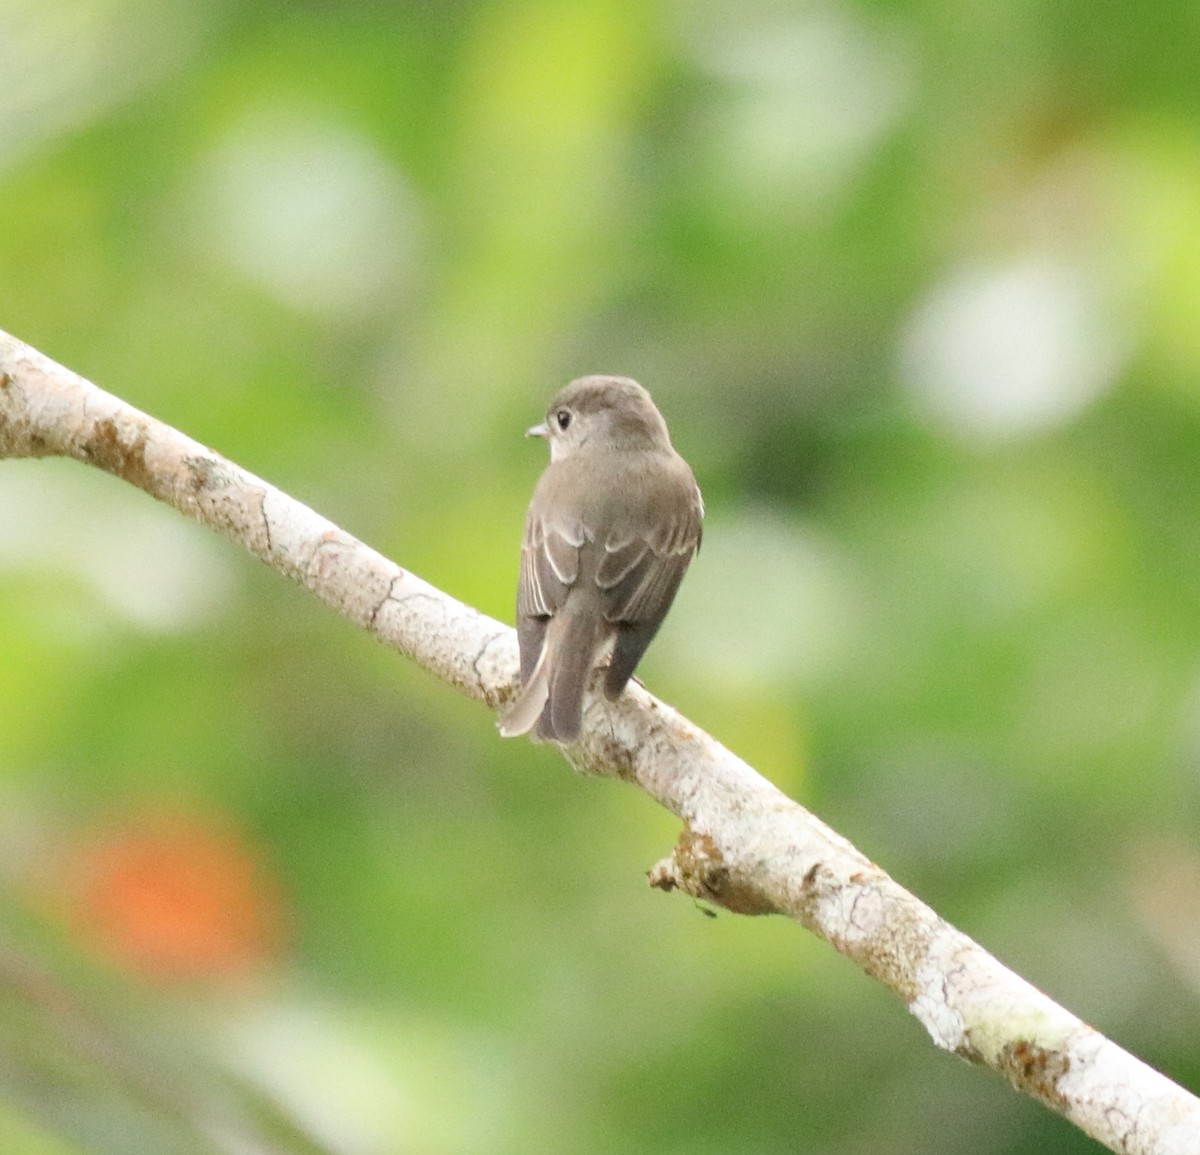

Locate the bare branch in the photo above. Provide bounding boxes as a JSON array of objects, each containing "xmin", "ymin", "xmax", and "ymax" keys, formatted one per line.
[{"xmin": 1, "ymin": 330, "xmax": 1197, "ymax": 1155}]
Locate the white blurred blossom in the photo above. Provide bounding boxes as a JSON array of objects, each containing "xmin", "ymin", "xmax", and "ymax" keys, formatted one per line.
[
  {"xmin": 0, "ymin": 464, "xmax": 234, "ymax": 632},
  {"xmin": 658, "ymin": 507, "xmax": 861, "ymax": 690},
  {"xmin": 193, "ymin": 105, "xmax": 422, "ymax": 320},
  {"xmin": 900, "ymin": 257, "xmax": 1129, "ymax": 442},
  {"xmin": 681, "ymin": 0, "xmax": 914, "ymax": 209},
  {"xmin": 0, "ymin": 0, "xmax": 204, "ymax": 173}
]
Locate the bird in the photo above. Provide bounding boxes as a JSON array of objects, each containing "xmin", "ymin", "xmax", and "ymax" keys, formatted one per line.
[{"xmin": 499, "ymin": 375, "xmax": 703, "ymax": 742}]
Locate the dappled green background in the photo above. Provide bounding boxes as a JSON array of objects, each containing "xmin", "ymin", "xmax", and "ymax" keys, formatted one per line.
[{"xmin": 3, "ymin": 0, "xmax": 1200, "ymax": 1151}]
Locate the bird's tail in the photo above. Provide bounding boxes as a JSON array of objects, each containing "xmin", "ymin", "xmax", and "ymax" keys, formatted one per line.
[
  {"xmin": 498, "ymin": 645, "xmax": 551, "ymax": 738},
  {"xmin": 498, "ymin": 612, "xmax": 603, "ymax": 743}
]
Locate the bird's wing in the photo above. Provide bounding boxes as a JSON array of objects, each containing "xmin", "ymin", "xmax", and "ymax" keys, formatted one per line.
[
  {"xmin": 517, "ymin": 513, "xmax": 588, "ymax": 619},
  {"xmin": 595, "ymin": 489, "xmax": 702, "ymax": 626}
]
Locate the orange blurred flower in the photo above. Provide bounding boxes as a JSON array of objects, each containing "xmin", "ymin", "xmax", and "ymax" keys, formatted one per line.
[{"xmin": 62, "ymin": 810, "xmax": 286, "ymax": 983}]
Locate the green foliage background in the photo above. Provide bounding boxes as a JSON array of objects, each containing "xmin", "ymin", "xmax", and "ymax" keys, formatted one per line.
[{"xmin": 3, "ymin": 0, "xmax": 1200, "ymax": 1151}]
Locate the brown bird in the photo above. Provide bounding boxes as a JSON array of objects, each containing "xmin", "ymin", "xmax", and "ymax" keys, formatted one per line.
[{"xmin": 499, "ymin": 375, "xmax": 703, "ymax": 742}]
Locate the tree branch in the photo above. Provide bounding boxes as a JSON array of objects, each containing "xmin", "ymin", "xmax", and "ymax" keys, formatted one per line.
[{"xmin": 1, "ymin": 329, "xmax": 1196, "ymax": 1155}]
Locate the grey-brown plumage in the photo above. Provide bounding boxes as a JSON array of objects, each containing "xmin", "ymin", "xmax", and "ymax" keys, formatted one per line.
[{"xmin": 499, "ymin": 376, "xmax": 703, "ymax": 742}]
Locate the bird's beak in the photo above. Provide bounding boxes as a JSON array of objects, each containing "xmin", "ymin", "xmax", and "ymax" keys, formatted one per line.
[{"xmin": 526, "ymin": 422, "xmax": 550, "ymax": 439}]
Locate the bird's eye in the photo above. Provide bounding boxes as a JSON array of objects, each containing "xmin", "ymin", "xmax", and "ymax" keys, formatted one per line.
[{"xmin": 555, "ymin": 409, "xmax": 572, "ymax": 431}]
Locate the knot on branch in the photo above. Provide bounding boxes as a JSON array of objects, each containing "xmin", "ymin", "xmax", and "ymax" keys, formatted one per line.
[
  {"xmin": 998, "ymin": 1039, "xmax": 1071, "ymax": 1109},
  {"xmin": 87, "ymin": 416, "xmax": 154, "ymax": 493},
  {"xmin": 648, "ymin": 823, "xmax": 780, "ymax": 915}
]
